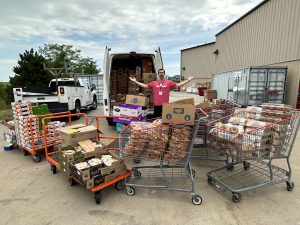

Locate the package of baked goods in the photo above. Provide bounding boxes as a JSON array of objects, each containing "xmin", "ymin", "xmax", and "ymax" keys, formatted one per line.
[
  {"xmin": 261, "ymin": 103, "xmax": 292, "ymax": 112},
  {"xmin": 163, "ymin": 126, "xmax": 192, "ymax": 163}
]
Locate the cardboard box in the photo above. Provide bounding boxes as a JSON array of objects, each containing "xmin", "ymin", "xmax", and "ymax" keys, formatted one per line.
[
  {"xmin": 128, "ymin": 88, "xmax": 139, "ymax": 95},
  {"xmin": 172, "ymin": 98, "xmax": 195, "ymax": 105},
  {"xmin": 115, "ymin": 165, "xmax": 127, "ymax": 176},
  {"xmin": 62, "ymin": 167, "xmax": 72, "ymax": 178},
  {"xmin": 143, "ymin": 89, "xmax": 153, "ymax": 96},
  {"xmin": 112, "ymin": 104, "xmax": 148, "ymax": 124},
  {"xmin": 72, "ymin": 166, "xmax": 91, "ymax": 182},
  {"xmin": 142, "ymin": 66, "xmax": 153, "ymax": 73},
  {"xmin": 78, "ymin": 140, "xmax": 107, "ymax": 158},
  {"xmin": 104, "ymin": 173, "xmax": 116, "ymax": 182},
  {"xmin": 125, "ymin": 95, "xmax": 149, "ymax": 107},
  {"xmin": 162, "ymin": 103, "xmax": 195, "ymax": 124},
  {"xmin": 116, "ymin": 94, "xmax": 127, "ymax": 102},
  {"xmin": 196, "ymin": 101, "xmax": 211, "ymax": 109},
  {"xmin": 204, "ymin": 90, "xmax": 217, "ymax": 100},
  {"xmin": 143, "ymin": 73, "xmax": 156, "ymax": 83},
  {"xmin": 85, "ymin": 178, "xmax": 94, "ymax": 189},
  {"xmin": 60, "ymin": 125, "xmax": 98, "ymax": 147},
  {"xmin": 214, "ymin": 99, "xmax": 225, "ymax": 105}
]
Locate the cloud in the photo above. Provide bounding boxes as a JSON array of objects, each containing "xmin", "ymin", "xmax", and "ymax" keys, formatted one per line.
[{"xmin": 0, "ymin": 0, "xmax": 263, "ymax": 80}]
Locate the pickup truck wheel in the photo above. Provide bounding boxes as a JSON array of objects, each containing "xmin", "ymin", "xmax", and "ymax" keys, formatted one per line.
[
  {"xmin": 72, "ymin": 102, "xmax": 81, "ymax": 120},
  {"xmin": 90, "ymin": 97, "xmax": 97, "ymax": 110}
]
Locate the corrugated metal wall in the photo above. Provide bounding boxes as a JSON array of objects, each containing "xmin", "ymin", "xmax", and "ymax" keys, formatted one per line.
[
  {"xmin": 214, "ymin": 0, "xmax": 300, "ymax": 72},
  {"xmin": 213, "ymin": 0, "xmax": 300, "ymax": 107},
  {"xmin": 181, "ymin": 43, "xmax": 215, "ymax": 80}
]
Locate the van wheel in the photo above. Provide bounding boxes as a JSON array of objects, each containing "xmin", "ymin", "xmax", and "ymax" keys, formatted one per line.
[
  {"xmin": 106, "ymin": 118, "xmax": 116, "ymax": 126},
  {"xmin": 90, "ymin": 97, "xmax": 97, "ymax": 110}
]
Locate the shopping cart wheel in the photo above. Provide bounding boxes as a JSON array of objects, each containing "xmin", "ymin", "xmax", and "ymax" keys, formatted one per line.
[
  {"xmin": 190, "ymin": 169, "xmax": 196, "ymax": 178},
  {"xmin": 232, "ymin": 192, "xmax": 242, "ymax": 203},
  {"xmin": 226, "ymin": 164, "xmax": 234, "ymax": 171},
  {"xmin": 126, "ymin": 186, "xmax": 135, "ymax": 196},
  {"xmin": 208, "ymin": 177, "xmax": 214, "ymax": 185},
  {"xmin": 68, "ymin": 178, "xmax": 75, "ymax": 186},
  {"xmin": 286, "ymin": 181, "xmax": 294, "ymax": 191},
  {"xmin": 32, "ymin": 154, "xmax": 41, "ymax": 163},
  {"xmin": 243, "ymin": 161, "xmax": 250, "ymax": 170},
  {"xmin": 133, "ymin": 170, "xmax": 141, "ymax": 180},
  {"xmin": 192, "ymin": 195, "xmax": 202, "ymax": 205},
  {"xmin": 51, "ymin": 164, "xmax": 57, "ymax": 174},
  {"xmin": 95, "ymin": 191, "xmax": 101, "ymax": 204},
  {"xmin": 115, "ymin": 180, "xmax": 125, "ymax": 190}
]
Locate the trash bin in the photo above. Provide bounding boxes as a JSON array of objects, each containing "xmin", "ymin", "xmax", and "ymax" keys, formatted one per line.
[{"xmin": 198, "ymin": 87, "xmax": 207, "ymax": 96}]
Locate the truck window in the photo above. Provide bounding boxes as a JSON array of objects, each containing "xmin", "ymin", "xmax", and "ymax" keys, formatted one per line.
[
  {"xmin": 49, "ymin": 80, "xmax": 75, "ymax": 88},
  {"xmin": 49, "ymin": 80, "xmax": 76, "ymax": 92}
]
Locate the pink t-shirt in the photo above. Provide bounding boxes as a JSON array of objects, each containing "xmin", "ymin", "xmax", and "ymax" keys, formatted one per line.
[{"xmin": 147, "ymin": 80, "xmax": 177, "ymax": 106}]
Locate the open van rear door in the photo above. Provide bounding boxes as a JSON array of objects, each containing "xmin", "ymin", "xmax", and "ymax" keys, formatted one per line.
[
  {"xmin": 154, "ymin": 47, "xmax": 163, "ymax": 71},
  {"xmin": 103, "ymin": 46, "xmax": 110, "ymax": 113}
]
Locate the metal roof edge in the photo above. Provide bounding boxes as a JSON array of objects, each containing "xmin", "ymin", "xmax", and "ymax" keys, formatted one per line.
[
  {"xmin": 180, "ymin": 42, "xmax": 216, "ymax": 51},
  {"xmin": 216, "ymin": 0, "xmax": 270, "ymax": 36}
]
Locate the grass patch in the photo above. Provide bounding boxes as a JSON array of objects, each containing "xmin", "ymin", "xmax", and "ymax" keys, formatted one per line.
[{"xmin": 0, "ymin": 109, "xmax": 13, "ymax": 121}]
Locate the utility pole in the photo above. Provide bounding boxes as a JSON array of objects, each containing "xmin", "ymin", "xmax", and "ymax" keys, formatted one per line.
[{"xmin": 43, "ymin": 62, "xmax": 67, "ymax": 90}]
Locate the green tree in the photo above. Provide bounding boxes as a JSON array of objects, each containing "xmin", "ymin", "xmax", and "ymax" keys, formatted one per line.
[
  {"xmin": 0, "ymin": 83, "xmax": 8, "ymax": 109},
  {"xmin": 6, "ymin": 49, "xmax": 54, "ymax": 103},
  {"xmin": 39, "ymin": 44, "xmax": 100, "ymax": 76}
]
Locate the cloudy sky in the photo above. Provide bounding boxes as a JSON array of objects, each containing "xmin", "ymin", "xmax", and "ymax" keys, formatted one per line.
[{"xmin": 0, "ymin": 0, "xmax": 263, "ymax": 81}]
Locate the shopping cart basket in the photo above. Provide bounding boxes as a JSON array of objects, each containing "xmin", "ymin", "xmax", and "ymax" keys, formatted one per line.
[
  {"xmin": 206, "ymin": 109, "xmax": 300, "ymax": 202},
  {"xmin": 191, "ymin": 100, "xmax": 240, "ymax": 161},
  {"xmin": 119, "ymin": 109, "xmax": 208, "ymax": 205}
]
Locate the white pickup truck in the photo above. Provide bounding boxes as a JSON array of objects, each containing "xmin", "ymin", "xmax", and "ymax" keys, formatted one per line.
[{"xmin": 13, "ymin": 78, "xmax": 98, "ymax": 113}]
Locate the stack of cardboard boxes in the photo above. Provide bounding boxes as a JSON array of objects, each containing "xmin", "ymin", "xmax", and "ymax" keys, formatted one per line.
[
  {"xmin": 117, "ymin": 68, "xmax": 128, "ymax": 94},
  {"xmin": 142, "ymin": 58, "xmax": 153, "ymax": 73},
  {"xmin": 58, "ymin": 124, "xmax": 127, "ymax": 189},
  {"xmin": 110, "ymin": 59, "xmax": 156, "ymax": 110},
  {"xmin": 128, "ymin": 69, "xmax": 141, "ymax": 95}
]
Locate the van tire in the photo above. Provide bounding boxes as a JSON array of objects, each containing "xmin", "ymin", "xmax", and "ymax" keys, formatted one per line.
[
  {"xmin": 90, "ymin": 96, "xmax": 97, "ymax": 110},
  {"xmin": 106, "ymin": 118, "xmax": 116, "ymax": 126}
]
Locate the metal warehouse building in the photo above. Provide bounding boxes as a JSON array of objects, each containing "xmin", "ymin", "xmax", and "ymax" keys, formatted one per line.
[{"xmin": 181, "ymin": 0, "xmax": 300, "ymax": 107}]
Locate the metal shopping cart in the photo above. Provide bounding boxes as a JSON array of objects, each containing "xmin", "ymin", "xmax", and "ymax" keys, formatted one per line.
[
  {"xmin": 119, "ymin": 109, "xmax": 208, "ymax": 205},
  {"xmin": 206, "ymin": 109, "xmax": 300, "ymax": 202},
  {"xmin": 191, "ymin": 100, "xmax": 240, "ymax": 161}
]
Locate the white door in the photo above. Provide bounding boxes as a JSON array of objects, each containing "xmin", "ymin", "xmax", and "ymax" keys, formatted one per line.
[
  {"xmin": 103, "ymin": 46, "xmax": 111, "ymax": 116},
  {"xmin": 154, "ymin": 47, "xmax": 163, "ymax": 75}
]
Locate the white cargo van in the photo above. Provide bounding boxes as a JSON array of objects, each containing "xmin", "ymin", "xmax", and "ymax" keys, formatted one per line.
[{"xmin": 102, "ymin": 47, "xmax": 163, "ymax": 125}]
